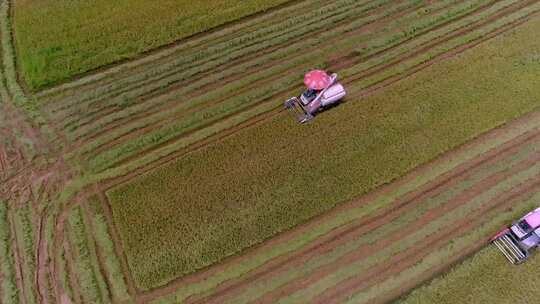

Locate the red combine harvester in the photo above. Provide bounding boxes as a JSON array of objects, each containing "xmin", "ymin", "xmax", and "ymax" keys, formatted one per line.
[
  {"xmin": 284, "ymin": 70, "xmax": 346, "ymax": 123},
  {"xmin": 491, "ymin": 207, "xmax": 540, "ymax": 264}
]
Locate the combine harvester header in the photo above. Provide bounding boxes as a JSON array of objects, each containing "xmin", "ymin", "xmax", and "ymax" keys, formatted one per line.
[{"xmin": 491, "ymin": 207, "xmax": 540, "ymax": 264}]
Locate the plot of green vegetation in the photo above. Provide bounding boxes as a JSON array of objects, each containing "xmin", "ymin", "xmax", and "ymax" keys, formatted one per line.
[
  {"xmin": 107, "ymin": 18, "xmax": 540, "ymax": 290},
  {"xmin": 13, "ymin": 0, "xmax": 292, "ymax": 90}
]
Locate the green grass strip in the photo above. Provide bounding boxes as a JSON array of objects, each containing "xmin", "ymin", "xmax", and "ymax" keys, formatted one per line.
[
  {"xmin": 88, "ymin": 198, "xmax": 131, "ymax": 302},
  {"xmin": 12, "ymin": 203, "xmax": 37, "ymax": 304},
  {"xmin": 0, "ymin": 202, "xmax": 20, "ymax": 304},
  {"xmin": 67, "ymin": 206, "xmax": 106, "ymax": 304}
]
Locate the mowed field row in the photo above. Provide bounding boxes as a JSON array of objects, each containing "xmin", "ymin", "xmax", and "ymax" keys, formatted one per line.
[
  {"xmin": 138, "ymin": 109, "xmax": 540, "ymax": 304},
  {"xmin": 36, "ymin": 0, "xmax": 540, "ymax": 182}
]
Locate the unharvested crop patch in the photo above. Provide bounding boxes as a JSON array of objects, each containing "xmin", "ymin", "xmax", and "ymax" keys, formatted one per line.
[
  {"xmin": 13, "ymin": 0, "xmax": 293, "ymax": 90},
  {"xmin": 107, "ymin": 17, "xmax": 540, "ymax": 291}
]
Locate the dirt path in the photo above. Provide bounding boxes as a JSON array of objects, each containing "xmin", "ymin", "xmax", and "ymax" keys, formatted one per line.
[{"xmin": 34, "ymin": 214, "xmax": 49, "ymax": 304}]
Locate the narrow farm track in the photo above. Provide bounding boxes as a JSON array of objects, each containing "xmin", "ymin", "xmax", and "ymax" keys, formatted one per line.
[{"xmin": 133, "ymin": 102, "xmax": 540, "ymax": 304}]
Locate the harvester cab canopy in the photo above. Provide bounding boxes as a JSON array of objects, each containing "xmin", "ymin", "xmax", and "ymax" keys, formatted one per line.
[
  {"xmin": 492, "ymin": 207, "xmax": 540, "ymax": 264},
  {"xmin": 301, "ymin": 89, "xmax": 319, "ymax": 105},
  {"xmin": 284, "ymin": 70, "xmax": 346, "ymax": 124}
]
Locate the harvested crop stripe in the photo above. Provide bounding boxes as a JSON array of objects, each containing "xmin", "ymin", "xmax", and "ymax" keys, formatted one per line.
[{"xmin": 107, "ymin": 16, "xmax": 540, "ymax": 291}]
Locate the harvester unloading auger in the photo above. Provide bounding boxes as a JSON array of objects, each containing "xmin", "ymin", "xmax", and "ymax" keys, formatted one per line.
[
  {"xmin": 491, "ymin": 207, "xmax": 540, "ymax": 264},
  {"xmin": 284, "ymin": 70, "xmax": 346, "ymax": 123}
]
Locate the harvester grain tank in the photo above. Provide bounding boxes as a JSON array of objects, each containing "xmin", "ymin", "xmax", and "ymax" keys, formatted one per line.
[
  {"xmin": 284, "ymin": 70, "xmax": 346, "ymax": 123},
  {"xmin": 491, "ymin": 207, "xmax": 540, "ymax": 264}
]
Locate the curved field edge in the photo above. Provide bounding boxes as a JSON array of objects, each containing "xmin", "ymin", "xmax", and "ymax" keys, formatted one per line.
[
  {"xmin": 106, "ymin": 16, "xmax": 540, "ymax": 291},
  {"xmin": 398, "ymin": 244, "xmax": 540, "ymax": 304},
  {"xmin": 12, "ymin": 0, "xmax": 296, "ymax": 91}
]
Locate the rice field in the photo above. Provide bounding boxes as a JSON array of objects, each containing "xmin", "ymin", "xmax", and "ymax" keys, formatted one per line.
[
  {"xmin": 106, "ymin": 16, "xmax": 540, "ymax": 290},
  {"xmin": 13, "ymin": 0, "xmax": 292, "ymax": 90},
  {"xmin": 1, "ymin": 0, "xmax": 540, "ymax": 303}
]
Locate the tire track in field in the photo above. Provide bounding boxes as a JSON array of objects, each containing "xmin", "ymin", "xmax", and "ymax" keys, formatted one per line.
[
  {"xmin": 96, "ymin": 6, "xmax": 540, "ymax": 190},
  {"xmin": 192, "ymin": 150, "xmax": 540, "ymax": 304},
  {"xmin": 134, "ymin": 107, "xmax": 540, "ymax": 302},
  {"xmin": 34, "ymin": 211, "xmax": 50, "ymax": 304}
]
